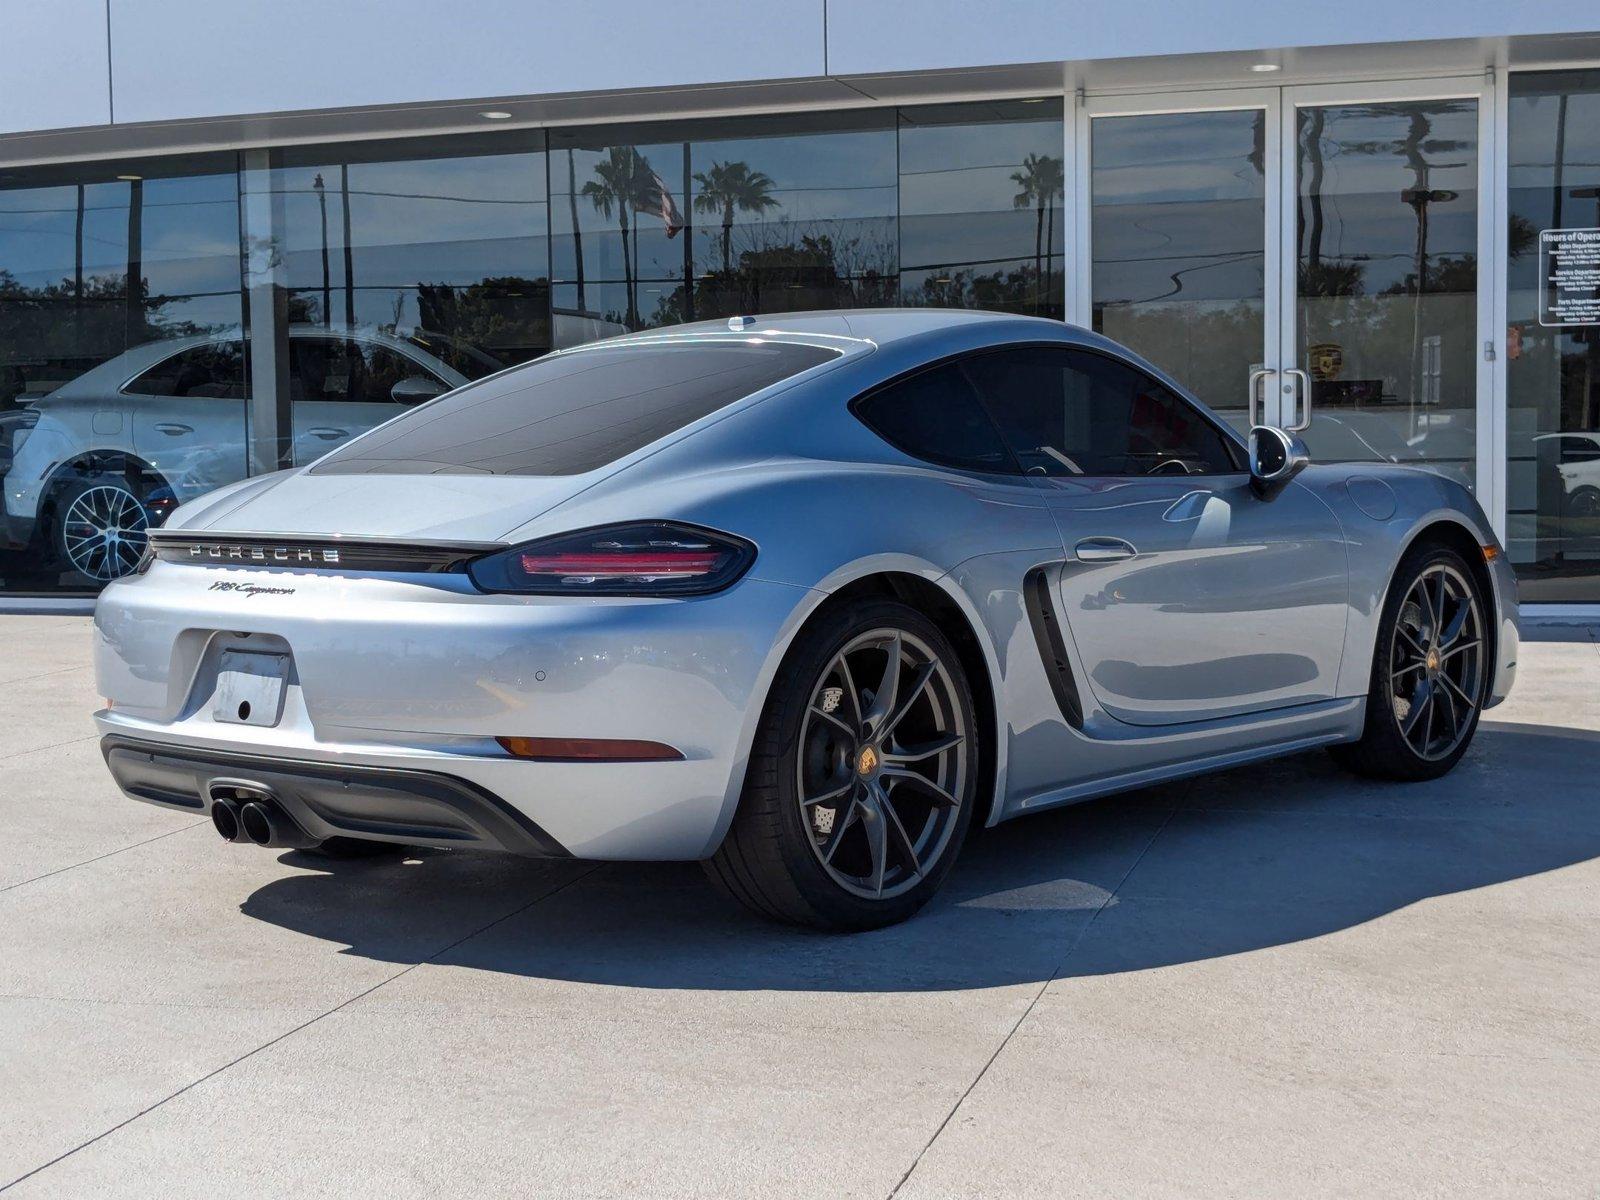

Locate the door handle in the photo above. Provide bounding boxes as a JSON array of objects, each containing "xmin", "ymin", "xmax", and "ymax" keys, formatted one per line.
[
  {"xmin": 307, "ymin": 427, "xmax": 349, "ymax": 440},
  {"xmin": 1247, "ymin": 367, "xmax": 1274, "ymax": 427},
  {"xmin": 154, "ymin": 422, "xmax": 192, "ymax": 436},
  {"xmin": 1074, "ymin": 536, "xmax": 1137, "ymax": 563},
  {"xmin": 1284, "ymin": 368, "xmax": 1313, "ymax": 432}
]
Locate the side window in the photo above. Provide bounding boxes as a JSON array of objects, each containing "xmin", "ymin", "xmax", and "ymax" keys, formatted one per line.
[
  {"xmin": 853, "ymin": 362, "xmax": 1020, "ymax": 475},
  {"xmin": 124, "ymin": 341, "xmax": 248, "ymax": 399},
  {"xmin": 290, "ymin": 338, "xmax": 443, "ymax": 406},
  {"xmin": 1561, "ymin": 437, "xmax": 1600, "ymax": 464},
  {"xmin": 962, "ymin": 347, "xmax": 1241, "ymax": 477}
]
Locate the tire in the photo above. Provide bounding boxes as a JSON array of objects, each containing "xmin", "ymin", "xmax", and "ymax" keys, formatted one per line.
[
  {"xmin": 47, "ymin": 472, "xmax": 154, "ymax": 583},
  {"xmin": 705, "ymin": 599, "xmax": 979, "ymax": 930},
  {"xmin": 1329, "ymin": 542, "xmax": 1489, "ymax": 782},
  {"xmin": 1569, "ymin": 486, "xmax": 1600, "ymax": 521}
]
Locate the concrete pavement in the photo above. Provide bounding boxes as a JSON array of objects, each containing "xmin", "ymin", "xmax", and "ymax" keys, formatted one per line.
[{"xmin": 1, "ymin": 616, "xmax": 1596, "ymax": 1197}]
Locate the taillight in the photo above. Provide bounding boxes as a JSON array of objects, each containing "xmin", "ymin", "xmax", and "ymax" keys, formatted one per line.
[{"xmin": 467, "ymin": 522, "xmax": 755, "ymax": 596}]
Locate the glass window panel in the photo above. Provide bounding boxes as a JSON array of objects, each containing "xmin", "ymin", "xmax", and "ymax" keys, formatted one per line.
[
  {"xmin": 267, "ymin": 135, "xmax": 551, "ymax": 466},
  {"xmin": 551, "ymin": 112, "xmax": 899, "ymax": 336},
  {"xmin": 548, "ymin": 102, "xmax": 1061, "ymax": 343},
  {"xmin": 549, "ymin": 134, "xmax": 689, "ymax": 331},
  {"xmin": 1507, "ymin": 70, "xmax": 1600, "ymax": 601},
  {"xmin": 0, "ymin": 155, "xmax": 244, "ymax": 594},
  {"xmin": 900, "ymin": 100, "xmax": 1064, "ymax": 319},
  {"xmin": 1091, "ymin": 109, "xmax": 1265, "ymax": 427},
  {"xmin": 1294, "ymin": 101, "xmax": 1479, "ymax": 486},
  {"xmin": 273, "ymin": 134, "xmax": 551, "ymax": 368}
]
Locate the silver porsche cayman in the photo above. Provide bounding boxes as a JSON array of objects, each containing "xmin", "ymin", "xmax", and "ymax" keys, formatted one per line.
[{"xmin": 93, "ymin": 310, "xmax": 1518, "ymax": 929}]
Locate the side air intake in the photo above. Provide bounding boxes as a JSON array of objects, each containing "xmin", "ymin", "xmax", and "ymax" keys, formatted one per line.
[{"xmin": 1023, "ymin": 566, "xmax": 1084, "ymax": 730}]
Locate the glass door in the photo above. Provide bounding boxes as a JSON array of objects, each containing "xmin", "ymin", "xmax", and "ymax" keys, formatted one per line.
[
  {"xmin": 1083, "ymin": 89, "xmax": 1281, "ymax": 437},
  {"xmin": 1083, "ymin": 78, "xmax": 1496, "ymax": 499},
  {"xmin": 1279, "ymin": 80, "xmax": 1493, "ymax": 490}
]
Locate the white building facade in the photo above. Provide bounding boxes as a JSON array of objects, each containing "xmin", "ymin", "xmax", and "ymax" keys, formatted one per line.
[{"xmin": 1, "ymin": 2, "xmax": 1598, "ymax": 607}]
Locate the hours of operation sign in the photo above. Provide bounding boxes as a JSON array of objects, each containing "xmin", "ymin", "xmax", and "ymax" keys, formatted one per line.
[{"xmin": 1539, "ymin": 227, "xmax": 1600, "ymax": 326}]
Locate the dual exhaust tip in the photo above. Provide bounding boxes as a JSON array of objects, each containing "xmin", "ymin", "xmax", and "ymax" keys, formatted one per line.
[{"xmin": 210, "ymin": 790, "xmax": 321, "ymax": 850}]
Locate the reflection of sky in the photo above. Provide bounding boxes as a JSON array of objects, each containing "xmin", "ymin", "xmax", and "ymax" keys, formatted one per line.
[
  {"xmin": 1299, "ymin": 103, "xmax": 1479, "ymax": 295},
  {"xmin": 1093, "ymin": 112, "xmax": 1264, "ymax": 308},
  {"xmin": 1093, "ymin": 110, "xmax": 1263, "ymax": 205},
  {"xmin": 271, "ymin": 154, "xmax": 549, "ymax": 288},
  {"xmin": 1508, "ymin": 89, "xmax": 1600, "ymax": 189},
  {"xmin": 0, "ymin": 173, "xmax": 240, "ymax": 296},
  {"xmin": 1094, "ymin": 104, "xmax": 1479, "ymax": 306}
]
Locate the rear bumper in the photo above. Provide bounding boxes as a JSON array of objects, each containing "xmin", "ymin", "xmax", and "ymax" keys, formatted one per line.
[
  {"xmin": 92, "ymin": 562, "xmax": 819, "ymax": 859},
  {"xmin": 102, "ymin": 734, "xmax": 571, "ymax": 856}
]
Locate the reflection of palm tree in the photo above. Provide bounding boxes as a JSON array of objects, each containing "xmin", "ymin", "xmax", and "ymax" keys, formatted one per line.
[
  {"xmin": 581, "ymin": 147, "xmax": 662, "ymax": 327},
  {"xmin": 692, "ymin": 160, "xmax": 780, "ymax": 276},
  {"xmin": 1011, "ymin": 153, "xmax": 1064, "ymax": 303}
]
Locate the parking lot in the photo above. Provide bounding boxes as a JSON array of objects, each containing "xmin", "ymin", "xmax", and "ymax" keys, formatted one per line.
[{"xmin": 2, "ymin": 614, "xmax": 1597, "ymax": 1198}]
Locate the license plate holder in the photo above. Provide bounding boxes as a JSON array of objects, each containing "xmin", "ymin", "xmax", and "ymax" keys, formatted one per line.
[{"xmin": 213, "ymin": 650, "xmax": 289, "ymax": 727}]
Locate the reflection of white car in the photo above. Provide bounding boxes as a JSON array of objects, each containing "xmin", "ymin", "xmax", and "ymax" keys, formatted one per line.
[
  {"xmin": 3, "ymin": 327, "xmax": 473, "ymax": 582},
  {"xmin": 1534, "ymin": 432, "xmax": 1600, "ymax": 518}
]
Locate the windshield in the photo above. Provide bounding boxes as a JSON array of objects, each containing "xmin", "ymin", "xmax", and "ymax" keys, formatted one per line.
[{"xmin": 310, "ymin": 339, "xmax": 838, "ymax": 477}]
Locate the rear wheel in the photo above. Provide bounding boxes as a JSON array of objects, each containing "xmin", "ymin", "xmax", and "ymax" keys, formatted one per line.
[
  {"xmin": 705, "ymin": 599, "xmax": 978, "ymax": 930},
  {"xmin": 1329, "ymin": 543, "xmax": 1488, "ymax": 781}
]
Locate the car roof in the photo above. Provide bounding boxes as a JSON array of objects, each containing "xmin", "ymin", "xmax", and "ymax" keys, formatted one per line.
[
  {"xmin": 577, "ymin": 309, "xmax": 1224, "ymax": 436},
  {"xmin": 596, "ymin": 308, "xmax": 1069, "ymax": 351}
]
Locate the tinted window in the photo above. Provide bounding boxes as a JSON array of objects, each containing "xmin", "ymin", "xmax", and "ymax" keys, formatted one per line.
[
  {"xmin": 124, "ymin": 341, "xmax": 248, "ymax": 399},
  {"xmin": 311, "ymin": 340, "xmax": 836, "ymax": 477},
  {"xmin": 290, "ymin": 337, "xmax": 442, "ymax": 405},
  {"xmin": 853, "ymin": 363, "xmax": 1018, "ymax": 474},
  {"xmin": 963, "ymin": 347, "xmax": 1239, "ymax": 477},
  {"xmin": 1558, "ymin": 436, "xmax": 1600, "ymax": 464}
]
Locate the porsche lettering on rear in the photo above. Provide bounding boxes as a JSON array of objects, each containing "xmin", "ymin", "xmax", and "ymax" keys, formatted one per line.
[{"xmin": 188, "ymin": 545, "xmax": 339, "ymax": 564}]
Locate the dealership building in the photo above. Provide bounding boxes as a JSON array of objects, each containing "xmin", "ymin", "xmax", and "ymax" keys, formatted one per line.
[{"xmin": 1, "ymin": 2, "xmax": 1599, "ymax": 610}]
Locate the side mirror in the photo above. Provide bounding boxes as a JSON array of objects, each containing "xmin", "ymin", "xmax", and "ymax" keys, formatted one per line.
[
  {"xmin": 391, "ymin": 375, "xmax": 446, "ymax": 405},
  {"xmin": 1249, "ymin": 425, "xmax": 1310, "ymax": 498}
]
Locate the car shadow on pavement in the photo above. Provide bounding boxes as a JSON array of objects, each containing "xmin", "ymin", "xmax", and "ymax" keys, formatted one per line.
[{"xmin": 238, "ymin": 721, "xmax": 1600, "ymax": 992}]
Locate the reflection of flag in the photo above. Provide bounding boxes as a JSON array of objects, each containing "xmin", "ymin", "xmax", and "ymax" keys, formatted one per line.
[{"xmin": 648, "ymin": 170, "xmax": 684, "ymax": 239}]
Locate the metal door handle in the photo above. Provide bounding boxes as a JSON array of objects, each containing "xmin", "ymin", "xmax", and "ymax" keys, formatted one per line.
[
  {"xmin": 1075, "ymin": 537, "xmax": 1137, "ymax": 563},
  {"xmin": 1284, "ymin": 368, "xmax": 1313, "ymax": 432},
  {"xmin": 307, "ymin": 427, "xmax": 349, "ymax": 440},
  {"xmin": 154, "ymin": 422, "xmax": 192, "ymax": 436},
  {"xmin": 1247, "ymin": 367, "xmax": 1274, "ymax": 427}
]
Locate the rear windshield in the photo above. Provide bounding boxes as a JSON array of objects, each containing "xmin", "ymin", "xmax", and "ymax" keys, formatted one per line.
[{"xmin": 310, "ymin": 340, "xmax": 839, "ymax": 477}]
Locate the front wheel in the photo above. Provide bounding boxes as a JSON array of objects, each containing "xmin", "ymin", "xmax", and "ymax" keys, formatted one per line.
[
  {"xmin": 1329, "ymin": 544, "xmax": 1489, "ymax": 781},
  {"xmin": 705, "ymin": 599, "xmax": 979, "ymax": 930}
]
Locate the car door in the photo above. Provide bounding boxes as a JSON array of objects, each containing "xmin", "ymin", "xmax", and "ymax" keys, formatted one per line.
[
  {"xmin": 287, "ymin": 335, "xmax": 448, "ymax": 466},
  {"xmin": 125, "ymin": 338, "xmax": 249, "ymax": 501},
  {"xmin": 962, "ymin": 345, "xmax": 1350, "ymax": 727}
]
